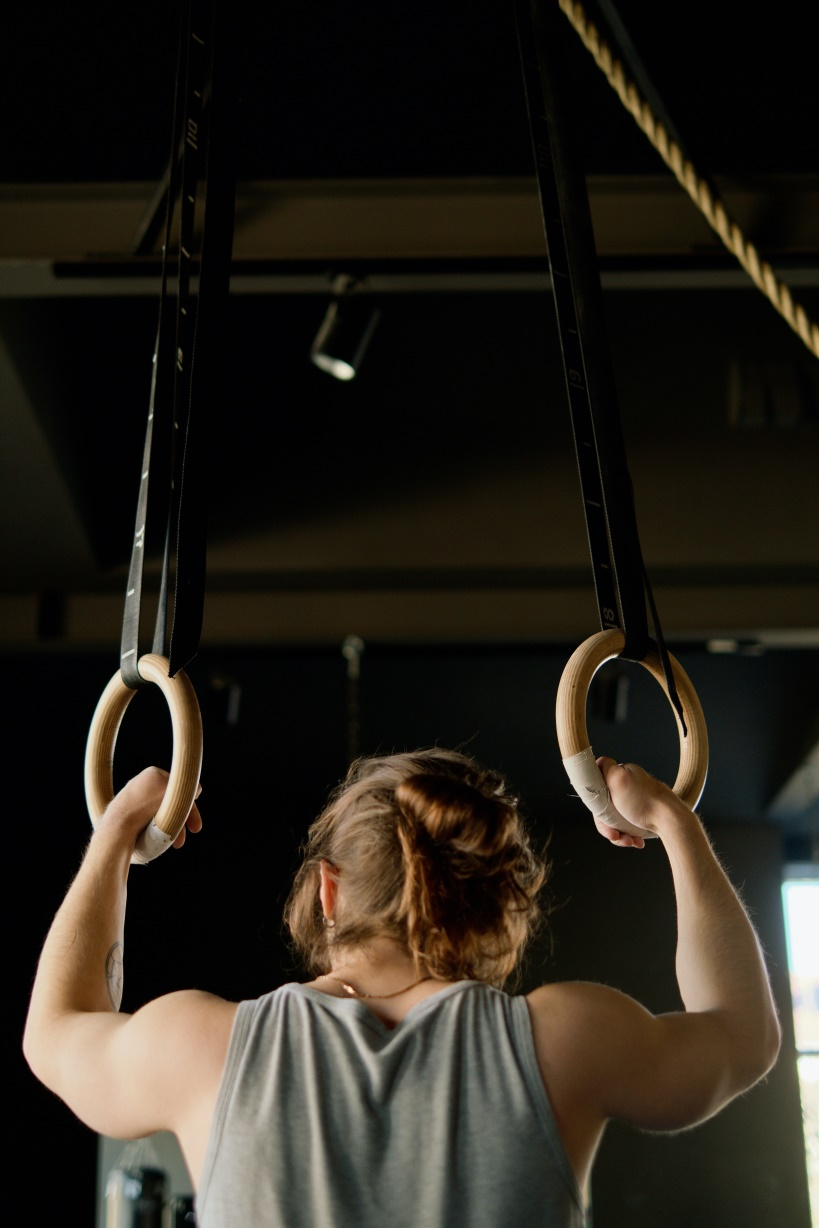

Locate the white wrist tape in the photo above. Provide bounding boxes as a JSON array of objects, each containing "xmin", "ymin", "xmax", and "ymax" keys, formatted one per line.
[
  {"xmin": 562, "ymin": 746, "xmax": 625, "ymax": 828},
  {"xmin": 131, "ymin": 819, "xmax": 174, "ymax": 865}
]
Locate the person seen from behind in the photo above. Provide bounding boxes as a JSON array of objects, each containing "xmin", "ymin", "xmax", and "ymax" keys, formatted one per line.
[{"xmin": 23, "ymin": 747, "xmax": 781, "ymax": 1226}]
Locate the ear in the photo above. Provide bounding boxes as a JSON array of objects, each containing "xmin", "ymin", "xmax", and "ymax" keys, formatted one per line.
[{"xmin": 319, "ymin": 860, "xmax": 339, "ymax": 921}]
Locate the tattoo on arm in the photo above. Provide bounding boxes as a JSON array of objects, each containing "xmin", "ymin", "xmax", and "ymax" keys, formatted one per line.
[{"xmin": 105, "ymin": 943, "xmax": 124, "ymax": 1011}]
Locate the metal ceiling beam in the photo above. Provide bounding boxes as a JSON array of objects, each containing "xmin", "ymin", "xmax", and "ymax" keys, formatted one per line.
[
  {"xmin": 6, "ymin": 258, "xmax": 819, "ymax": 298},
  {"xmin": 2, "ymin": 176, "xmax": 818, "ymax": 266}
]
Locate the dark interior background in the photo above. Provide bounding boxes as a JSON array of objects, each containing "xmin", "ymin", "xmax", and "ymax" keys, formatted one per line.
[
  {"xmin": 4, "ymin": 2, "xmax": 818, "ymax": 1225},
  {"xmin": 11, "ymin": 644, "xmax": 813, "ymax": 1226}
]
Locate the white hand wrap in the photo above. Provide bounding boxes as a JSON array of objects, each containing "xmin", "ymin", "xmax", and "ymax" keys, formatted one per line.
[
  {"xmin": 131, "ymin": 820, "xmax": 175, "ymax": 865},
  {"xmin": 562, "ymin": 746, "xmax": 626, "ymax": 828}
]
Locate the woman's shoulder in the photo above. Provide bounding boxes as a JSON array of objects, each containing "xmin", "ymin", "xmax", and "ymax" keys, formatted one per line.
[
  {"xmin": 524, "ymin": 980, "xmax": 654, "ymax": 1068},
  {"xmin": 526, "ymin": 979, "xmax": 641, "ymax": 1018},
  {"xmin": 526, "ymin": 979, "xmax": 628, "ymax": 1023}
]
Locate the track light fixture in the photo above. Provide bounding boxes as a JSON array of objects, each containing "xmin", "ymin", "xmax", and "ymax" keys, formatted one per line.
[{"xmin": 310, "ymin": 274, "xmax": 381, "ymax": 381}]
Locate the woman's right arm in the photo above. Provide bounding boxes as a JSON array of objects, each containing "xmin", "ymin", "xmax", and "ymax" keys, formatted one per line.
[
  {"xmin": 527, "ymin": 759, "xmax": 781, "ymax": 1190},
  {"xmin": 22, "ymin": 768, "xmax": 236, "ymax": 1186}
]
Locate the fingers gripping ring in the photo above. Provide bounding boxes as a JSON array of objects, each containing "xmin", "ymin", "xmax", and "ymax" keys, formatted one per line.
[
  {"xmin": 84, "ymin": 653, "xmax": 203, "ymax": 864},
  {"xmin": 555, "ymin": 630, "xmax": 708, "ymax": 839}
]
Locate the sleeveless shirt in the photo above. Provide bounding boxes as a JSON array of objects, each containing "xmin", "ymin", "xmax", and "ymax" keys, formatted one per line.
[{"xmin": 196, "ymin": 980, "xmax": 588, "ymax": 1228}]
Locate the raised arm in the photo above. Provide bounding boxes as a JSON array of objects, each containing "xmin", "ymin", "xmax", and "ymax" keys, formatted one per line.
[
  {"xmin": 527, "ymin": 759, "xmax": 781, "ymax": 1193},
  {"xmin": 22, "ymin": 769, "xmax": 235, "ymax": 1183},
  {"xmin": 615, "ymin": 758, "xmax": 782, "ymax": 1085}
]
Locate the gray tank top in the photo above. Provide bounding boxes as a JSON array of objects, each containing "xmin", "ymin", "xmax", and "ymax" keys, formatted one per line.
[{"xmin": 196, "ymin": 980, "xmax": 587, "ymax": 1228}]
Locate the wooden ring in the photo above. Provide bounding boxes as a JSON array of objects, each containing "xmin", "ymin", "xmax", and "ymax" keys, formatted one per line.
[
  {"xmin": 84, "ymin": 653, "xmax": 203, "ymax": 862},
  {"xmin": 555, "ymin": 629, "xmax": 708, "ymax": 836}
]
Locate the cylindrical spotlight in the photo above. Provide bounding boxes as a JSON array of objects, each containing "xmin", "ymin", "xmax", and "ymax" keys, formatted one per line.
[{"xmin": 310, "ymin": 279, "xmax": 381, "ymax": 380}]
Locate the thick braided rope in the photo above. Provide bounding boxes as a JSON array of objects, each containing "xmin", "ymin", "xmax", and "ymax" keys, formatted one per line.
[{"xmin": 558, "ymin": 0, "xmax": 819, "ymax": 361}]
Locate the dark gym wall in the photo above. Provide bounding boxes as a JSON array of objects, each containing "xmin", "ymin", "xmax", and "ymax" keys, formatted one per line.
[{"xmin": 9, "ymin": 644, "xmax": 811, "ymax": 1227}]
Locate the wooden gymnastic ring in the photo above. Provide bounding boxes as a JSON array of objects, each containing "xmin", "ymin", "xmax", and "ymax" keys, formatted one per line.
[
  {"xmin": 555, "ymin": 629, "xmax": 708, "ymax": 838},
  {"xmin": 84, "ymin": 653, "xmax": 203, "ymax": 864}
]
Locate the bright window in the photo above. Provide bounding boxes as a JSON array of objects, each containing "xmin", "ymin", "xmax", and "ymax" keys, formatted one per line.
[{"xmin": 783, "ymin": 877, "xmax": 819, "ymax": 1225}]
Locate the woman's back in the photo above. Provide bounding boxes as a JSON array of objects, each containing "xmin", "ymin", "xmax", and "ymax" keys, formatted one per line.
[
  {"xmin": 196, "ymin": 980, "xmax": 586, "ymax": 1228},
  {"xmin": 23, "ymin": 751, "xmax": 779, "ymax": 1228}
]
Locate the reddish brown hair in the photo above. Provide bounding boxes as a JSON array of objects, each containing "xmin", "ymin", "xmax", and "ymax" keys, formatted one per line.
[{"xmin": 284, "ymin": 748, "xmax": 548, "ymax": 987}]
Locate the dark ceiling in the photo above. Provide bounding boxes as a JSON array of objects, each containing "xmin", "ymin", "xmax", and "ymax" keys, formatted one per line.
[
  {"xmin": 5, "ymin": 1, "xmax": 818, "ymax": 182},
  {"xmin": 1, "ymin": 1, "xmax": 818, "ymax": 844}
]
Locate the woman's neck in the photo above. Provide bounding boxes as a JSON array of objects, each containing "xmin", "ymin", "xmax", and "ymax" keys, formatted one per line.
[
  {"xmin": 308, "ymin": 941, "xmax": 456, "ymax": 1026},
  {"xmin": 328, "ymin": 938, "xmax": 423, "ymax": 989}
]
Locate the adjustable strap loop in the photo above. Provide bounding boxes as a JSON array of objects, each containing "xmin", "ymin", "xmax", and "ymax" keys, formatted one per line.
[
  {"xmin": 514, "ymin": 0, "xmax": 685, "ymax": 732},
  {"xmin": 169, "ymin": 0, "xmax": 237, "ymax": 676},
  {"xmin": 120, "ymin": 0, "xmax": 188, "ymax": 691},
  {"xmin": 119, "ymin": 0, "xmax": 234, "ymax": 687}
]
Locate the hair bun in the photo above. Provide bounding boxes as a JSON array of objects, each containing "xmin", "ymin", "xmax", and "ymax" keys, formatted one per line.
[
  {"xmin": 284, "ymin": 747, "xmax": 547, "ymax": 989},
  {"xmin": 396, "ymin": 773, "xmax": 514, "ymax": 856}
]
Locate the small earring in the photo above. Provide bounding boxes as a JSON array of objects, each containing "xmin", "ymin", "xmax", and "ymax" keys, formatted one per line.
[{"xmin": 322, "ymin": 916, "xmax": 336, "ymax": 928}]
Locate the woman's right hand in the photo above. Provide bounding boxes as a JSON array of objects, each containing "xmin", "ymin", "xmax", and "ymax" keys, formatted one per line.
[{"xmin": 594, "ymin": 758, "xmax": 683, "ymax": 849}]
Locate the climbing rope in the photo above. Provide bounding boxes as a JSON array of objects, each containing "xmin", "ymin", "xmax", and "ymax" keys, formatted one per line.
[{"xmin": 559, "ymin": 0, "xmax": 819, "ymax": 362}]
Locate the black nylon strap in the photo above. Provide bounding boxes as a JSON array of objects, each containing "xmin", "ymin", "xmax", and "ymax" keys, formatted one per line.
[
  {"xmin": 120, "ymin": 0, "xmax": 188, "ymax": 690},
  {"xmin": 119, "ymin": 0, "xmax": 233, "ymax": 686},
  {"xmin": 514, "ymin": 0, "xmax": 686, "ymax": 729},
  {"xmin": 169, "ymin": 0, "xmax": 237, "ymax": 676}
]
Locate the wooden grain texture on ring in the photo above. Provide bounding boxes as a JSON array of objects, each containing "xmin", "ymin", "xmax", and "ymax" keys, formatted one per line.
[
  {"xmin": 84, "ymin": 653, "xmax": 203, "ymax": 841},
  {"xmin": 555, "ymin": 629, "xmax": 708, "ymax": 810}
]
